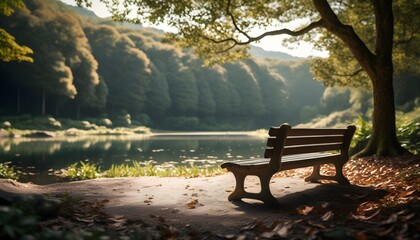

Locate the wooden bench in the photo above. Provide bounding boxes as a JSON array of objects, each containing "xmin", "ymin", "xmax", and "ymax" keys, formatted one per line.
[{"xmin": 220, "ymin": 124, "xmax": 356, "ymax": 205}]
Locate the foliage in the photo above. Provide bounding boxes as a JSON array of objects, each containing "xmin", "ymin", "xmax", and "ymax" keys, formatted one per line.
[
  {"xmin": 310, "ymin": 0, "xmax": 420, "ymax": 88},
  {"xmin": 65, "ymin": 161, "xmax": 99, "ymax": 180},
  {"xmin": 65, "ymin": 161, "xmax": 225, "ymax": 179},
  {"xmin": 351, "ymin": 109, "xmax": 420, "ymax": 155},
  {"xmin": 0, "ymin": 206, "xmax": 38, "ymax": 239},
  {"xmin": 350, "ymin": 116, "xmax": 372, "ymax": 155},
  {"xmin": 396, "ymin": 109, "xmax": 420, "ymax": 154},
  {"xmin": 0, "ymin": 28, "xmax": 33, "ymax": 62},
  {"xmin": 0, "ymin": 0, "xmax": 33, "ymax": 63},
  {"xmin": 0, "ymin": 162, "xmax": 19, "ymax": 180}
]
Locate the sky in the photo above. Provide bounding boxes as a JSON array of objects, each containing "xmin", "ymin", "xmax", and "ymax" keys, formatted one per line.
[{"xmin": 61, "ymin": 0, "xmax": 327, "ymax": 58}]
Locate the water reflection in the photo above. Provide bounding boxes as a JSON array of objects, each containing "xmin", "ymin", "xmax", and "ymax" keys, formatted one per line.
[{"xmin": 0, "ymin": 134, "xmax": 266, "ymax": 174}]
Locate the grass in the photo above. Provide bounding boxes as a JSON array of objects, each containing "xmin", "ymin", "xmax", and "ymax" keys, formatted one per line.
[{"xmin": 63, "ymin": 161, "xmax": 225, "ymax": 180}]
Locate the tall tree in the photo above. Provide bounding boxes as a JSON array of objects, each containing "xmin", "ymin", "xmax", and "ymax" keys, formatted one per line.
[
  {"xmin": 76, "ymin": 0, "xmax": 419, "ymax": 156},
  {"xmin": 0, "ymin": 0, "xmax": 33, "ymax": 63},
  {"xmin": 85, "ymin": 24, "xmax": 152, "ymax": 115}
]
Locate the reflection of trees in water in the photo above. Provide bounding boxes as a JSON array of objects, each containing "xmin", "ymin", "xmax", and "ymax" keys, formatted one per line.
[
  {"xmin": 0, "ymin": 136, "xmax": 266, "ymax": 173},
  {"xmin": 0, "ymin": 140, "xmax": 63, "ymax": 155},
  {"xmin": 0, "ymin": 141, "xmax": 11, "ymax": 152}
]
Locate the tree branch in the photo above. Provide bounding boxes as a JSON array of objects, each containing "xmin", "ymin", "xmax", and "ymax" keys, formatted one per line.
[
  {"xmin": 241, "ymin": 20, "xmax": 325, "ymax": 43},
  {"xmin": 226, "ymin": 0, "xmax": 252, "ymax": 40},
  {"xmin": 200, "ymin": 19, "xmax": 325, "ymax": 53},
  {"xmin": 313, "ymin": 0, "xmax": 376, "ymax": 75},
  {"xmin": 332, "ymin": 68, "xmax": 364, "ymax": 77},
  {"xmin": 224, "ymin": 0, "xmax": 325, "ymax": 46}
]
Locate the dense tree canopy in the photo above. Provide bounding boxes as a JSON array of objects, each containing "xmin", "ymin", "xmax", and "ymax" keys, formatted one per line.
[
  {"xmin": 0, "ymin": 0, "xmax": 33, "ymax": 62},
  {"xmin": 0, "ymin": 0, "xmax": 301, "ymax": 130}
]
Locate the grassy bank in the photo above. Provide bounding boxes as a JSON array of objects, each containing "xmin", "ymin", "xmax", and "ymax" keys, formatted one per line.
[{"xmin": 63, "ymin": 161, "xmax": 225, "ymax": 180}]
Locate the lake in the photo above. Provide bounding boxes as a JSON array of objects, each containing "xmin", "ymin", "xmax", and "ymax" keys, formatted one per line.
[{"xmin": 0, "ymin": 132, "xmax": 267, "ymax": 184}]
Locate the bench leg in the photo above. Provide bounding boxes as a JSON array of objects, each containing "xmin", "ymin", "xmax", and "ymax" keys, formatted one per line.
[
  {"xmin": 228, "ymin": 171, "xmax": 247, "ymax": 202},
  {"xmin": 228, "ymin": 171, "xmax": 278, "ymax": 205},
  {"xmin": 304, "ymin": 164, "xmax": 350, "ymax": 185},
  {"xmin": 258, "ymin": 174, "xmax": 278, "ymax": 205},
  {"xmin": 304, "ymin": 165, "xmax": 321, "ymax": 183},
  {"xmin": 334, "ymin": 162, "xmax": 350, "ymax": 185}
]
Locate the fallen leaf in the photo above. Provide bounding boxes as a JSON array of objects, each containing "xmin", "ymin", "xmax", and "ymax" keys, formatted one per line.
[
  {"xmin": 296, "ymin": 205, "xmax": 314, "ymax": 216},
  {"xmin": 186, "ymin": 199, "xmax": 198, "ymax": 209},
  {"xmin": 261, "ymin": 231, "xmax": 276, "ymax": 238},
  {"xmin": 273, "ymin": 222, "xmax": 289, "ymax": 238},
  {"xmin": 351, "ymin": 209, "xmax": 381, "ymax": 221},
  {"xmin": 241, "ymin": 220, "xmax": 264, "ymax": 231},
  {"xmin": 307, "ymin": 221, "xmax": 328, "ymax": 229},
  {"xmin": 321, "ymin": 202, "xmax": 329, "ymax": 208},
  {"xmin": 401, "ymin": 212, "xmax": 416, "ymax": 222},
  {"xmin": 398, "ymin": 190, "xmax": 415, "ymax": 198},
  {"xmin": 321, "ymin": 211, "xmax": 334, "ymax": 222}
]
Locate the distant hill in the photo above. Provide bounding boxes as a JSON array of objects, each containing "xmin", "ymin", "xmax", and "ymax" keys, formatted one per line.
[
  {"xmin": 70, "ymin": 6, "xmax": 98, "ymax": 18},
  {"xmin": 249, "ymin": 45, "xmax": 303, "ymax": 60}
]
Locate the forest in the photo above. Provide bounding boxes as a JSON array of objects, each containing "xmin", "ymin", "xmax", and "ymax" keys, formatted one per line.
[{"xmin": 0, "ymin": 0, "xmax": 419, "ymax": 131}]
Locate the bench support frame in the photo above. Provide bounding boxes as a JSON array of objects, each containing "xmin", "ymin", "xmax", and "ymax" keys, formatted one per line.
[{"xmin": 222, "ymin": 124, "xmax": 356, "ymax": 204}]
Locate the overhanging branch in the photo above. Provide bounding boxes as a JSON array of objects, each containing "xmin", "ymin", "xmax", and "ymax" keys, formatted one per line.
[
  {"xmin": 218, "ymin": 0, "xmax": 325, "ymax": 52},
  {"xmin": 201, "ymin": 19, "xmax": 325, "ymax": 53},
  {"xmin": 332, "ymin": 68, "xmax": 364, "ymax": 77}
]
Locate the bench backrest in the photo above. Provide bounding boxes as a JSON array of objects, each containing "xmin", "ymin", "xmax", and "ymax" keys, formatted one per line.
[{"xmin": 264, "ymin": 124, "xmax": 356, "ymax": 170}]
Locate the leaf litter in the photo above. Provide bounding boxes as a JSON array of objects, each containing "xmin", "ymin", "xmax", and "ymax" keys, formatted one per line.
[{"xmin": 35, "ymin": 155, "xmax": 419, "ymax": 239}]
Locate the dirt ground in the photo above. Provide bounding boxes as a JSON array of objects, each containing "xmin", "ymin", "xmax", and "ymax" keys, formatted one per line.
[{"xmin": 0, "ymin": 173, "xmax": 389, "ymax": 236}]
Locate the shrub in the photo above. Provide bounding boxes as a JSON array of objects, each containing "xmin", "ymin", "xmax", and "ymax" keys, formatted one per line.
[
  {"xmin": 0, "ymin": 162, "xmax": 19, "ymax": 180},
  {"xmin": 64, "ymin": 162, "xmax": 99, "ymax": 180}
]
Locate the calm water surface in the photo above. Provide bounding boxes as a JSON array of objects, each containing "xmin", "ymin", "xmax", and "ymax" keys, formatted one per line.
[{"xmin": 0, "ymin": 132, "xmax": 266, "ymax": 183}]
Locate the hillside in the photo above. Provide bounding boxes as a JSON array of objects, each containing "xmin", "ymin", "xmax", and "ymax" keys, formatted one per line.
[{"xmin": 249, "ymin": 45, "xmax": 303, "ymax": 60}]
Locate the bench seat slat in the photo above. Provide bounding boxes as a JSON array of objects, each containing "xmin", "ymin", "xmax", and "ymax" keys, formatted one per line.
[
  {"xmin": 285, "ymin": 136, "xmax": 344, "ymax": 145},
  {"xmin": 280, "ymin": 153, "xmax": 340, "ymax": 170},
  {"xmin": 282, "ymin": 143, "xmax": 342, "ymax": 155},
  {"xmin": 221, "ymin": 158, "xmax": 270, "ymax": 169},
  {"xmin": 221, "ymin": 152, "xmax": 340, "ymax": 168},
  {"xmin": 288, "ymin": 128, "xmax": 347, "ymax": 136},
  {"xmin": 222, "ymin": 158, "xmax": 270, "ymax": 165},
  {"xmin": 281, "ymin": 152, "xmax": 335, "ymax": 160},
  {"xmin": 269, "ymin": 127, "xmax": 347, "ymax": 136}
]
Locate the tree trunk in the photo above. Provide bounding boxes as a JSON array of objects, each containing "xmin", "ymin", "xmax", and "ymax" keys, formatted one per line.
[
  {"xmin": 354, "ymin": 0, "xmax": 407, "ymax": 157},
  {"xmin": 55, "ymin": 102, "xmax": 60, "ymax": 116},
  {"xmin": 355, "ymin": 66, "xmax": 407, "ymax": 157},
  {"xmin": 42, "ymin": 90, "xmax": 46, "ymax": 116},
  {"xmin": 17, "ymin": 87, "xmax": 20, "ymax": 114},
  {"xmin": 314, "ymin": 0, "xmax": 408, "ymax": 157},
  {"xmin": 76, "ymin": 103, "xmax": 80, "ymax": 119}
]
